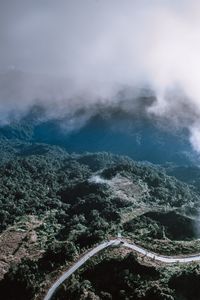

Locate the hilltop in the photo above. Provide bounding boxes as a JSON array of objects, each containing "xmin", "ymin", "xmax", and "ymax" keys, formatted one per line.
[{"xmin": 0, "ymin": 138, "xmax": 200, "ymax": 299}]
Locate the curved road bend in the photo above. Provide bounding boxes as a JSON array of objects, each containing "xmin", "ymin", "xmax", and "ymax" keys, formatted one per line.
[
  {"xmin": 44, "ymin": 239, "xmax": 120, "ymax": 300},
  {"xmin": 44, "ymin": 239, "xmax": 200, "ymax": 300},
  {"xmin": 123, "ymin": 241, "xmax": 200, "ymax": 263}
]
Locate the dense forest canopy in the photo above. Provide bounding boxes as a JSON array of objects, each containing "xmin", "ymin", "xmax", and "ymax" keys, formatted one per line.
[{"xmin": 0, "ymin": 133, "xmax": 200, "ymax": 299}]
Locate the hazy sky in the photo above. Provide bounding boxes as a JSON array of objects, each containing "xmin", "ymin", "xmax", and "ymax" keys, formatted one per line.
[
  {"xmin": 0, "ymin": 0, "xmax": 192, "ymax": 81},
  {"xmin": 1, "ymin": 0, "xmax": 200, "ymax": 150}
]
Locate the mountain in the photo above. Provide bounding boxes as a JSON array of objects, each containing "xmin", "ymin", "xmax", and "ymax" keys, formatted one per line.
[
  {"xmin": 0, "ymin": 69, "xmax": 197, "ymax": 166},
  {"xmin": 0, "ymin": 108, "xmax": 197, "ymax": 166},
  {"xmin": 0, "ymin": 149, "xmax": 200, "ymax": 300}
]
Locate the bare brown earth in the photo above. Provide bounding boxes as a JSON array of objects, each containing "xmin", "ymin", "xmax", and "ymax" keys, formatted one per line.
[{"xmin": 0, "ymin": 215, "xmax": 44, "ymax": 280}]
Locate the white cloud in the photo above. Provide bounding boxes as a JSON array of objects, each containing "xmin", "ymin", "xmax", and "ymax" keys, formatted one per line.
[{"xmin": 1, "ymin": 1, "xmax": 200, "ymax": 150}]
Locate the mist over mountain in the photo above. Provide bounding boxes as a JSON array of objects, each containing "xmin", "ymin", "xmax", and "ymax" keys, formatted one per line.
[
  {"xmin": 0, "ymin": 97, "xmax": 196, "ymax": 167},
  {"xmin": 2, "ymin": 2, "xmax": 200, "ymax": 299},
  {"xmin": 1, "ymin": 1, "xmax": 200, "ymax": 153}
]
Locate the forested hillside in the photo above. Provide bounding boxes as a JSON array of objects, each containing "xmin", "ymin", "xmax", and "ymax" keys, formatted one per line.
[
  {"xmin": 0, "ymin": 104, "xmax": 197, "ymax": 166},
  {"xmin": 0, "ymin": 137, "xmax": 200, "ymax": 299}
]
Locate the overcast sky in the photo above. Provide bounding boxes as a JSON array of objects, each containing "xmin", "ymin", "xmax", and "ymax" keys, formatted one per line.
[
  {"xmin": 0, "ymin": 1, "xmax": 190, "ymax": 77},
  {"xmin": 0, "ymin": 0, "xmax": 198, "ymax": 93},
  {"xmin": 0, "ymin": 1, "xmax": 197, "ymax": 86},
  {"xmin": 1, "ymin": 0, "xmax": 200, "ymax": 151}
]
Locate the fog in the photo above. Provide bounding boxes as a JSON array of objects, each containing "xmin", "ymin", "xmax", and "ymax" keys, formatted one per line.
[{"xmin": 1, "ymin": 0, "xmax": 200, "ymax": 150}]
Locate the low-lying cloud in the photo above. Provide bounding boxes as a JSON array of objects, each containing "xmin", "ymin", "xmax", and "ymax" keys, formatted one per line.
[{"xmin": 1, "ymin": 0, "xmax": 200, "ymax": 151}]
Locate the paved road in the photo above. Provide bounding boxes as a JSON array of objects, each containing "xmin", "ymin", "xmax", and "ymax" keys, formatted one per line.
[
  {"xmin": 44, "ymin": 239, "xmax": 200, "ymax": 300},
  {"xmin": 44, "ymin": 239, "xmax": 120, "ymax": 300},
  {"xmin": 123, "ymin": 241, "xmax": 200, "ymax": 263}
]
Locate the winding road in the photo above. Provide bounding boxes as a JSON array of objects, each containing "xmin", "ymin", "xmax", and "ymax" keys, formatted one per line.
[
  {"xmin": 44, "ymin": 240, "xmax": 120, "ymax": 300},
  {"xmin": 44, "ymin": 238, "xmax": 200, "ymax": 300}
]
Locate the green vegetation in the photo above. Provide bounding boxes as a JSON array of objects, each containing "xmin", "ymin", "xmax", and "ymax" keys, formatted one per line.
[
  {"xmin": 0, "ymin": 241, "xmax": 77, "ymax": 300},
  {"xmin": 123, "ymin": 211, "xmax": 200, "ymax": 255},
  {"xmin": 52, "ymin": 248, "xmax": 200, "ymax": 300},
  {"xmin": 0, "ymin": 140, "xmax": 200, "ymax": 299}
]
